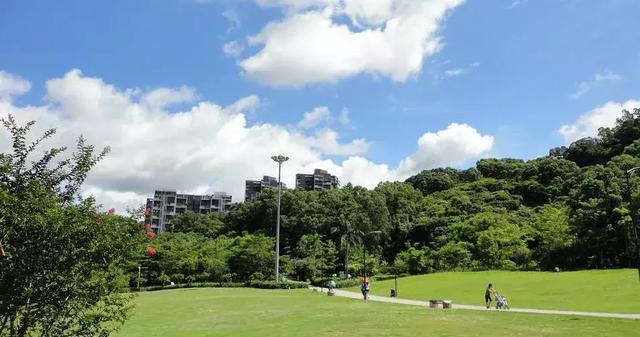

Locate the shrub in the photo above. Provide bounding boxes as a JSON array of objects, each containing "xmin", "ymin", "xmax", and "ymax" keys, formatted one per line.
[
  {"xmin": 247, "ymin": 280, "xmax": 308, "ymax": 289},
  {"xmin": 310, "ymin": 277, "xmax": 361, "ymax": 289},
  {"xmin": 137, "ymin": 280, "xmax": 308, "ymax": 292}
]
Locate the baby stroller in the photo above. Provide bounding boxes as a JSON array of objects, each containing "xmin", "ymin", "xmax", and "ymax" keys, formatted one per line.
[{"xmin": 495, "ymin": 294, "xmax": 510, "ymax": 310}]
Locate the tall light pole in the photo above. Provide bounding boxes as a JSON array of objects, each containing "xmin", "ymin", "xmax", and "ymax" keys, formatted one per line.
[
  {"xmin": 271, "ymin": 155, "xmax": 289, "ymax": 282},
  {"xmin": 626, "ymin": 167, "xmax": 640, "ymax": 281},
  {"xmin": 362, "ymin": 231, "xmax": 382, "ymax": 281}
]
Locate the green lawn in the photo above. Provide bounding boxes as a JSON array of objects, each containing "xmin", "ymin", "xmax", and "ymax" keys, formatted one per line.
[
  {"xmin": 115, "ymin": 288, "xmax": 640, "ymax": 337},
  {"xmin": 350, "ymin": 269, "xmax": 640, "ymax": 313}
]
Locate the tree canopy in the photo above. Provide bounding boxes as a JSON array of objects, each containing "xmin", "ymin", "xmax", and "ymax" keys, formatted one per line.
[{"xmin": 0, "ymin": 116, "xmax": 144, "ymax": 337}]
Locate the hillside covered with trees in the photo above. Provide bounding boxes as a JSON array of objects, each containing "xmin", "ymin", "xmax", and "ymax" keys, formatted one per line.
[{"xmin": 137, "ymin": 107, "xmax": 640, "ymax": 285}]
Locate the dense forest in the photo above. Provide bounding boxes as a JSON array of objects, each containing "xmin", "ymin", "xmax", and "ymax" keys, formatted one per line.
[{"xmin": 135, "ymin": 108, "xmax": 640, "ymax": 286}]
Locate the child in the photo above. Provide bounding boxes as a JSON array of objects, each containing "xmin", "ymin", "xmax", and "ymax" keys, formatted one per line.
[{"xmin": 496, "ymin": 293, "xmax": 509, "ymax": 309}]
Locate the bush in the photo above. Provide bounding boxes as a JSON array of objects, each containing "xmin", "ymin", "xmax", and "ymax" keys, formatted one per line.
[
  {"xmin": 137, "ymin": 280, "xmax": 308, "ymax": 292},
  {"xmin": 250, "ymin": 272, "xmax": 266, "ymax": 281},
  {"xmin": 141, "ymin": 282, "xmax": 245, "ymax": 292},
  {"xmin": 310, "ymin": 277, "xmax": 361, "ymax": 289},
  {"xmin": 374, "ymin": 274, "xmax": 408, "ymax": 281},
  {"xmin": 247, "ymin": 280, "xmax": 308, "ymax": 289}
]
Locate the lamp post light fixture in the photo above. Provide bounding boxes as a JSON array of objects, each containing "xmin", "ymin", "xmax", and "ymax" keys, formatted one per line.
[
  {"xmin": 271, "ymin": 155, "xmax": 289, "ymax": 282},
  {"xmin": 625, "ymin": 167, "xmax": 640, "ymax": 282}
]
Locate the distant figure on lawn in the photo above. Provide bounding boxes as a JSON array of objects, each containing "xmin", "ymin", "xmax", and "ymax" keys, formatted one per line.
[
  {"xmin": 327, "ymin": 279, "xmax": 336, "ymax": 296},
  {"xmin": 485, "ymin": 283, "xmax": 495, "ymax": 309},
  {"xmin": 361, "ymin": 278, "xmax": 370, "ymax": 300}
]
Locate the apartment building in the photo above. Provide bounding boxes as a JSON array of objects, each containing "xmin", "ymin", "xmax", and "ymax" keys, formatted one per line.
[
  {"xmin": 295, "ymin": 169, "xmax": 339, "ymax": 191},
  {"xmin": 145, "ymin": 190, "xmax": 232, "ymax": 233},
  {"xmin": 244, "ymin": 175, "xmax": 285, "ymax": 201}
]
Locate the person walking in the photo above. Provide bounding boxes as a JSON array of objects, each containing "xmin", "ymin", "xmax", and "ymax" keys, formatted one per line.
[
  {"xmin": 361, "ymin": 279, "xmax": 370, "ymax": 300},
  {"xmin": 485, "ymin": 283, "xmax": 495, "ymax": 309},
  {"xmin": 327, "ymin": 279, "xmax": 336, "ymax": 296}
]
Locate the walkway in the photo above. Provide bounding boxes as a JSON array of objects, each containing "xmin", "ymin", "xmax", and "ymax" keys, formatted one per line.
[{"xmin": 309, "ymin": 287, "xmax": 640, "ymax": 320}]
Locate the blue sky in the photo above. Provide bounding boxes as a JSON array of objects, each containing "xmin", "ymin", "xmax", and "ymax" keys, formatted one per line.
[{"xmin": 0, "ymin": 0, "xmax": 639, "ymax": 208}]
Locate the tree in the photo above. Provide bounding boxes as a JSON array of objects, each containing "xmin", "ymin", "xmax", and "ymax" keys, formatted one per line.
[
  {"xmin": 147, "ymin": 232, "xmax": 232, "ymax": 284},
  {"xmin": 228, "ymin": 234, "xmax": 274, "ymax": 281},
  {"xmin": 317, "ymin": 188, "xmax": 360, "ymax": 276},
  {"xmin": 567, "ymin": 165, "xmax": 625, "ymax": 268},
  {"xmin": 393, "ymin": 247, "xmax": 433, "ymax": 275},
  {"xmin": 564, "ymin": 138, "xmax": 607, "ymax": 167},
  {"xmin": 171, "ymin": 211, "xmax": 224, "ymax": 238},
  {"xmin": 433, "ymin": 241, "xmax": 473, "ymax": 271},
  {"xmin": 294, "ymin": 234, "xmax": 337, "ymax": 279},
  {"xmin": 405, "ymin": 168, "xmax": 457, "ymax": 195},
  {"xmin": 0, "ymin": 116, "xmax": 144, "ymax": 337},
  {"xmin": 374, "ymin": 182, "xmax": 422, "ymax": 261},
  {"xmin": 530, "ymin": 204, "xmax": 574, "ymax": 269},
  {"xmin": 476, "ymin": 158, "xmax": 530, "ymax": 180}
]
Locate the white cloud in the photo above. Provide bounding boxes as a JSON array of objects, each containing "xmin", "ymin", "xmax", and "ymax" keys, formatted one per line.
[
  {"xmin": 342, "ymin": 0, "xmax": 395, "ymax": 26},
  {"xmin": 595, "ymin": 71, "xmax": 622, "ymax": 82},
  {"xmin": 223, "ymin": 40, "xmax": 245, "ymax": 57},
  {"xmin": 222, "ymin": 9, "xmax": 241, "ymax": 31},
  {"xmin": 298, "ymin": 106, "xmax": 331, "ymax": 129},
  {"xmin": 569, "ymin": 70, "xmax": 622, "ymax": 100},
  {"xmin": 0, "ymin": 69, "xmax": 494, "ymax": 211},
  {"xmin": 396, "ymin": 123, "xmax": 494, "ymax": 179},
  {"xmin": 239, "ymin": 0, "xmax": 464, "ymax": 86},
  {"xmin": 444, "ymin": 68, "xmax": 465, "ymax": 77},
  {"xmin": 558, "ymin": 100, "xmax": 640, "ymax": 144},
  {"xmin": 310, "ymin": 128, "xmax": 369, "ymax": 155},
  {"xmin": 255, "ymin": 0, "xmax": 333, "ymax": 8},
  {"xmin": 0, "ymin": 70, "xmax": 31, "ymax": 99},
  {"xmin": 340, "ymin": 156, "xmax": 392, "ymax": 188},
  {"xmin": 506, "ymin": 0, "xmax": 528, "ymax": 10},
  {"xmin": 441, "ymin": 61, "xmax": 479, "ymax": 79},
  {"xmin": 141, "ymin": 86, "xmax": 197, "ymax": 110},
  {"xmin": 338, "ymin": 107, "xmax": 351, "ymax": 125}
]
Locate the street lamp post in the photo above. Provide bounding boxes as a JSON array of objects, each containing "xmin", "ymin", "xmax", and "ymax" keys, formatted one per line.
[
  {"xmin": 362, "ymin": 231, "xmax": 382, "ymax": 281},
  {"xmin": 625, "ymin": 167, "xmax": 640, "ymax": 282},
  {"xmin": 394, "ymin": 271, "xmax": 398, "ymax": 297},
  {"xmin": 271, "ymin": 155, "xmax": 289, "ymax": 282}
]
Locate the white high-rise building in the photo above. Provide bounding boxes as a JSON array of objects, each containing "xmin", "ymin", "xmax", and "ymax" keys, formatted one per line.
[{"xmin": 145, "ymin": 190, "xmax": 232, "ymax": 233}]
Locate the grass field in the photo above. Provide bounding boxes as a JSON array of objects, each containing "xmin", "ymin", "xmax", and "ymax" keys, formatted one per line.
[
  {"xmin": 115, "ymin": 288, "xmax": 640, "ymax": 337},
  {"xmin": 349, "ymin": 269, "xmax": 640, "ymax": 313}
]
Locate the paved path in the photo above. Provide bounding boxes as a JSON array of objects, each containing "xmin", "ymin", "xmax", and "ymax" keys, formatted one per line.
[{"xmin": 309, "ymin": 287, "xmax": 640, "ymax": 320}]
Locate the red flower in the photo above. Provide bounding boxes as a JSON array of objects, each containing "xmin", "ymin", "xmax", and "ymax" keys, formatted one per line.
[
  {"xmin": 107, "ymin": 208, "xmax": 116, "ymax": 215},
  {"xmin": 146, "ymin": 231, "xmax": 156, "ymax": 239},
  {"xmin": 144, "ymin": 208, "xmax": 151, "ymax": 216},
  {"xmin": 144, "ymin": 223, "xmax": 151, "ymax": 231},
  {"xmin": 146, "ymin": 246, "xmax": 157, "ymax": 257}
]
